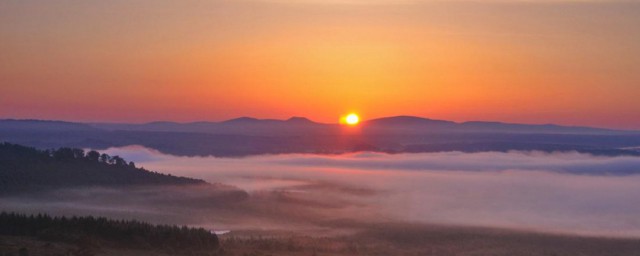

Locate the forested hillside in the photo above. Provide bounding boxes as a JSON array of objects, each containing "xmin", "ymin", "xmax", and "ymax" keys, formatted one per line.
[
  {"xmin": 0, "ymin": 142, "xmax": 206, "ymax": 193},
  {"xmin": 0, "ymin": 212, "xmax": 219, "ymax": 255}
]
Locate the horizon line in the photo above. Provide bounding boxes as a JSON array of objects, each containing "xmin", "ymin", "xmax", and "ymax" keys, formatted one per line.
[{"xmin": 1, "ymin": 115, "xmax": 637, "ymax": 132}]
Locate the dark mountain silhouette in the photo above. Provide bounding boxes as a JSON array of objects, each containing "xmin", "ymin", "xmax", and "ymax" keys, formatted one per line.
[
  {"xmin": 224, "ymin": 116, "xmax": 316, "ymax": 124},
  {"xmin": 0, "ymin": 119, "xmax": 97, "ymax": 132},
  {"xmin": 458, "ymin": 121, "xmax": 615, "ymax": 134},
  {"xmin": 363, "ymin": 116, "xmax": 620, "ymax": 134},
  {"xmin": 91, "ymin": 116, "xmax": 329, "ymax": 136},
  {"xmin": 365, "ymin": 116, "xmax": 456, "ymax": 127},
  {"xmin": 222, "ymin": 116, "xmax": 264, "ymax": 124},
  {"xmin": 286, "ymin": 116, "xmax": 315, "ymax": 124},
  {"xmin": 88, "ymin": 115, "xmax": 627, "ymax": 135},
  {"xmin": 1, "ymin": 117, "xmax": 639, "ymax": 157}
]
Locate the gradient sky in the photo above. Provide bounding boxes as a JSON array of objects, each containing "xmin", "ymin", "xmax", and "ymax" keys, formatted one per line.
[{"xmin": 1, "ymin": 0, "xmax": 639, "ymax": 128}]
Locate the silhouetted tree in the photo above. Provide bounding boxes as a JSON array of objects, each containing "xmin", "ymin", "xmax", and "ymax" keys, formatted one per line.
[
  {"xmin": 111, "ymin": 155, "xmax": 126, "ymax": 166},
  {"xmin": 86, "ymin": 151, "xmax": 100, "ymax": 162},
  {"xmin": 72, "ymin": 148, "xmax": 85, "ymax": 159},
  {"xmin": 99, "ymin": 153, "xmax": 110, "ymax": 163},
  {"xmin": 53, "ymin": 148, "xmax": 75, "ymax": 161}
]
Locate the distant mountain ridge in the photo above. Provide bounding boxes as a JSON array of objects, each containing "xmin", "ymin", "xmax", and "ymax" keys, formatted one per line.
[
  {"xmin": 1, "ymin": 116, "xmax": 626, "ymax": 136},
  {"xmin": 0, "ymin": 119, "xmax": 97, "ymax": 132},
  {"xmin": 365, "ymin": 116, "xmax": 456, "ymax": 126},
  {"xmin": 89, "ymin": 116, "xmax": 327, "ymax": 135},
  {"xmin": 83, "ymin": 115, "xmax": 630, "ymax": 135},
  {"xmin": 364, "ymin": 116, "xmax": 622, "ymax": 134},
  {"xmin": 1, "ymin": 116, "xmax": 639, "ymax": 157}
]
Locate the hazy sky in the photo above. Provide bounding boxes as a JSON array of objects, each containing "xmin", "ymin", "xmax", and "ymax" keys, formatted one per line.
[{"xmin": 1, "ymin": 0, "xmax": 639, "ymax": 128}]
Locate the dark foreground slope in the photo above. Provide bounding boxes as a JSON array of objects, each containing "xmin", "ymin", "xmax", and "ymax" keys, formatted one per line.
[
  {"xmin": 0, "ymin": 212, "xmax": 220, "ymax": 256},
  {"xmin": 0, "ymin": 142, "xmax": 205, "ymax": 193},
  {"xmin": 220, "ymin": 223, "xmax": 640, "ymax": 256},
  {"xmin": 0, "ymin": 143, "xmax": 243, "ymax": 255}
]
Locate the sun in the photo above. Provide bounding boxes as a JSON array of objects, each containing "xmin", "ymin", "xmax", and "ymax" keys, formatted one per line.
[{"xmin": 345, "ymin": 113, "xmax": 360, "ymax": 125}]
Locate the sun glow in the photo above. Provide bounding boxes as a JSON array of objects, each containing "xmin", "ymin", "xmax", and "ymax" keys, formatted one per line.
[{"xmin": 345, "ymin": 113, "xmax": 360, "ymax": 125}]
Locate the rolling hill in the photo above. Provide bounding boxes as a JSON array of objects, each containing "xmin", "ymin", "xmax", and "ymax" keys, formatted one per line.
[{"xmin": 0, "ymin": 142, "xmax": 206, "ymax": 193}]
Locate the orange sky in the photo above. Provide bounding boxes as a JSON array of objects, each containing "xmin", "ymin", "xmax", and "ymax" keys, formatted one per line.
[{"xmin": 1, "ymin": 1, "xmax": 639, "ymax": 129}]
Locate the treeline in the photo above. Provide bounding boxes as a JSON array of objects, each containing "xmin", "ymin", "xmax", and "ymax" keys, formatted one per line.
[
  {"xmin": 0, "ymin": 212, "xmax": 219, "ymax": 253},
  {"xmin": 0, "ymin": 142, "xmax": 206, "ymax": 193}
]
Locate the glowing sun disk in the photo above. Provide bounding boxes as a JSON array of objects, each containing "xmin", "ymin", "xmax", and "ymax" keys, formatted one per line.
[{"xmin": 346, "ymin": 113, "xmax": 360, "ymax": 125}]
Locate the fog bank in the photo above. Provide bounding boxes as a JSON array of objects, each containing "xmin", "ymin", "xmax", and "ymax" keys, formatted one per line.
[{"xmin": 92, "ymin": 147, "xmax": 640, "ymax": 237}]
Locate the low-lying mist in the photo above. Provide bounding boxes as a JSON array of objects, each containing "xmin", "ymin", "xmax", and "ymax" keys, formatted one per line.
[{"xmin": 4, "ymin": 146, "xmax": 640, "ymax": 238}]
